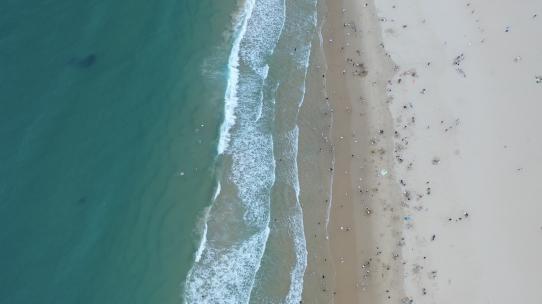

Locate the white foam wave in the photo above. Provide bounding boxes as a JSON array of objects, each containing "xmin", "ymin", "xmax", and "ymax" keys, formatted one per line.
[
  {"xmin": 187, "ymin": 0, "xmax": 321, "ymax": 301},
  {"xmin": 194, "ymin": 206, "xmax": 210, "ymax": 263},
  {"xmin": 284, "ymin": 126, "xmax": 307, "ymax": 304},
  {"xmin": 231, "ymin": 125, "xmax": 275, "ymax": 227},
  {"xmin": 194, "ymin": 182, "xmax": 221, "ymax": 263},
  {"xmin": 185, "ymin": 0, "xmax": 286, "ymax": 302},
  {"xmin": 240, "ymin": 0, "xmax": 286, "ymax": 77},
  {"xmin": 212, "ymin": 181, "xmax": 221, "ymax": 201},
  {"xmin": 185, "ymin": 228, "xmax": 270, "ymax": 304},
  {"xmin": 217, "ymin": 0, "xmax": 256, "ymax": 155},
  {"xmin": 283, "ymin": 1, "xmax": 317, "ymax": 300}
]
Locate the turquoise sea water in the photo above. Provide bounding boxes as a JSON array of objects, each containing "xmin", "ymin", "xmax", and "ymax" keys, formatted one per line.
[
  {"xmin": 0, "ymin": 0, "xmax": 235, "ymax": 303},
  {"xmin": 0, "ymin": 0, "xmax": 319, "ymax": 302}
]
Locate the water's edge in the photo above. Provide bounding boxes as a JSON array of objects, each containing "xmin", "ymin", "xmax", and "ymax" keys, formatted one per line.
[{"xmin": 183, "ymin": 0, "xmax": 317, "ymax": 303}]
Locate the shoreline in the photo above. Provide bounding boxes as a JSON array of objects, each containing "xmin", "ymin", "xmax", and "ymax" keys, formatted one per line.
[
  {"xmin": 300, "ymin": 0, "xmax": 407, "ymax": 302},
  {"xmin": 297, "ymin": 0, "xmax": 335, "ymax": 301}
]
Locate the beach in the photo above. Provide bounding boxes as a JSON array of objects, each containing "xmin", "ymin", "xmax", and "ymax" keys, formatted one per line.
[
  {"xmin": 300, "ymin": 0, "xmax": 542, "ymax": 302},
  {"xmin": 3, "ymin": 0, "xmax": 542, "ymax": 302}
]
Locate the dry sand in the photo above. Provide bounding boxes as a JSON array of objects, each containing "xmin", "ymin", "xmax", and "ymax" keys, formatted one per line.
[
  {"xmin": 302, "ymin": 0, "xmax": 542, "ymax": 303},
  {"xmin": 375, "ymin": 0, "xmax": 542, "ymax": 303}
]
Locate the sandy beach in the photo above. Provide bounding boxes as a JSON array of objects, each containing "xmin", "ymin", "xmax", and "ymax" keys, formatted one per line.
[{"xmin": 301, "ymin": 0, "xmax": 542, "ymax": 303}]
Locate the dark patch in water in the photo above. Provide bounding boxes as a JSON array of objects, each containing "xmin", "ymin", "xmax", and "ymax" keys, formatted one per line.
[{"xmin": 68, "ymin": 54, "xmax": 97, "ymax": 68}]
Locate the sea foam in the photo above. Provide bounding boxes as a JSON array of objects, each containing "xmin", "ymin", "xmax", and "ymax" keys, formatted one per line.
[
  {"xmin": 217, "ymin": 0, "xmax": 255, "ymax": 155},
  {"xmin": 194, "ymin": 181, "xmax": 220, "ymax": 263},
  {"xmin": 284, "ymin": 126, "xmax": 307, "ymax": 304},
  {"xmin": 281, "ymin": 0, "xmax": 317, "ymax": 301},
  {"xmin": 186, "ymin": 0, "xmax": 319, "ymax": 302},
  {"xmin": 185, "ymin": 0, "xmax": 286, "ymax": 302}
]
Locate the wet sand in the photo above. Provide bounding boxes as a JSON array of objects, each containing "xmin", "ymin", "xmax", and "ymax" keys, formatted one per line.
[
  {"xmin": 322, "ymin": 0, "xmax": 407, "ymax": 302},
  {"xmin": 301, "ymin": 0, "xmax": 407, "ymax": 302},
  {"xmin": 301, "ymin": 0, "xmax": 542, "ymax": 303}
]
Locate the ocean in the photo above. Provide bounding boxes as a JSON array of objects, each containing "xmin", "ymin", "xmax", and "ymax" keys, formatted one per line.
[{"xmin": 0, "ymin": 0, "xmax": 318, "ymax": 303}]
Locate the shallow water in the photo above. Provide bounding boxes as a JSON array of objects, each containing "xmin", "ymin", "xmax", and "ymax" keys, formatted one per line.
[{"xmin": 184, "ymin": 0, "xmax": 318, "ymax": 303}]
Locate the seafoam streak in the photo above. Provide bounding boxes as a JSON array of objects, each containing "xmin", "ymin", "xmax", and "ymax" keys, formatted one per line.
[
  {"xmin": 194, "ymin": 182, "xmax": 220, "ymax": 263},
  {"xmin": 283, "ymin": 126, "xmax": 307, "ymax": 304},
  {"xmin": 217, "ymin": 0, "xmax": 255, "ymax": 155},
  {"xmin": 282, "ymin": 0, "xmax": 317, "ymax": 301}
]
